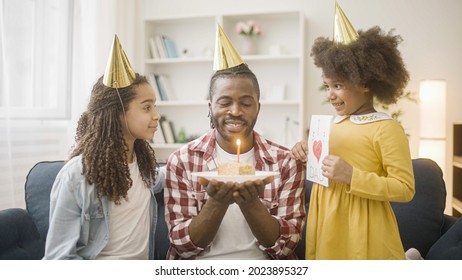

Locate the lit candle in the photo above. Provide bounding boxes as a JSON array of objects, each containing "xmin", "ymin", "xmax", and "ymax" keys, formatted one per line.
[{"xmin": 236, "ymin": 139, "xmax": 241, "ymax": 163}]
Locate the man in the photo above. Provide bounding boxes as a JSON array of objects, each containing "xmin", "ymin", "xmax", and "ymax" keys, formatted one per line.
[{"xmin": 164, "ymin": 25, "xmax": 305, "ymax": 260}]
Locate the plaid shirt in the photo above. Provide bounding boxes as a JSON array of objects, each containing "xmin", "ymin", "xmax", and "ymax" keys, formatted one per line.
[{"xmin": 165, "ymin": 129, "xmax": 305, "ymax": 259}]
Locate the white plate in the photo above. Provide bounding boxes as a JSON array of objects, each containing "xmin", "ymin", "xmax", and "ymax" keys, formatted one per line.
[{"xmin": 191, "ymin": 171, "xmax": 279, "ymax": 183}]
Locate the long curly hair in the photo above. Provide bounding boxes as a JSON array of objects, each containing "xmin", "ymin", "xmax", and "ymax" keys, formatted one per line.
[
  {"xmin": 69, "ymin": 74, "xmax": 158, "ymax": 204},
  {"xmin": 311, "ymin": 26, "xmax": 409, "ymax": 104}
]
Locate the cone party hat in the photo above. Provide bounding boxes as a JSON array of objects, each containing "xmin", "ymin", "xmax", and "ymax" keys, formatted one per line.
[
  {"xmin": 103, "ymin": 34, "xmax": 136, "ymax": 88},
  {"xmin": 213, "ymin": 24, "xmax": 244, "ymax": 71},
  {"xmin": 333, "ymin": 2, "xmax": 359, "ymax": 45}
]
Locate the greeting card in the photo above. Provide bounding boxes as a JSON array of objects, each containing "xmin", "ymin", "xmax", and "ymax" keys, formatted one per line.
[{"xmin": 307, "ymin": 115, "xmax": 333, "ymax": 187}]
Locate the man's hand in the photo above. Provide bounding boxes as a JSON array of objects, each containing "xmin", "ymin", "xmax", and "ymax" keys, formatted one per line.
[
  {"xmin": 198, "ymin": 175, "xmax": 274, "ymax": 205},
  {"xmin": 198, "ymin": 177, "xmax": 236, "ymax": 204},
  {"xmin": 233, "ymin": 176, "xmax": 274, "ymax": 205}
]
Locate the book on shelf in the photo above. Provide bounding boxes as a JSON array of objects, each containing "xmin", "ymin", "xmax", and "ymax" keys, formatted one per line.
[
  {"xmin": 147, "ymin": 74, "xmax": 162, "ymax": 101},
  {"xmin": 152, "ymin": 124, "xmax": 166, "ymax": 144},
  {"xmin": 163, "ymin": 36, "xmax": 178, "ymax": 58},
  {"xmin": 154, "ymin": 35, "xmax": 168, "ymax": 58},
  {"xmin": 148, "ymin": 37, "xmax": 161, "ymax": 59},
  {"xmin": 160, "ymin": 116, "xmax": 176, "ymax": 144},
  {"xmin": 156, "ymin": 74, "xmax": 174, "ymax": 100},
  {"xmin": 151, "ymin": 35, "xmax": 178, "ymax": 59},
  {"xmin": 159, "ymin": 74, "xmax": 175, "ymax": 100},
  {"xmin": 154, "ymin": 74, "xmax": 168, "ymax": 101}
]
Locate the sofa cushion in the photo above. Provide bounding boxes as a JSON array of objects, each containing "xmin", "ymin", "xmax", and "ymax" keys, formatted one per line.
[
  {"xmin": 25, "ymin": 161, "xmax": 65, "ymax": 241},
  {"xmin": 0, "ymin": 208, "xmax": 44, "ymax": 259},
  {"xmin": 426, "ymin": 217, "xmax": 462, "ymax": 259},
  {"xmin": 391, "ymin": 158, "xmax": 446, "ymax": 258},
  {"xmin": 293, "ymin": 180, "xmax": 312, "ymax": 259},
  {"xmin": 154, "ymin": 191, "xmax": 169, "ymax": 259}
]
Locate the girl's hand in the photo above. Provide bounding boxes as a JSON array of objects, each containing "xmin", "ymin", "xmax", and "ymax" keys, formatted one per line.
[
  {"xmin": 289, "ymin": 140, "xmax": 308, "ymax": 162},
  {"xmin": 321, "ymin": 155, "xmax": 353, "ymax": 185}
]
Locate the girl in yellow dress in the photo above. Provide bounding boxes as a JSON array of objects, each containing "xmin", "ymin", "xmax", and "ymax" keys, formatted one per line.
[{"xmin": 290, "ymin": 23, "xmax": 415, "ymax": 259}]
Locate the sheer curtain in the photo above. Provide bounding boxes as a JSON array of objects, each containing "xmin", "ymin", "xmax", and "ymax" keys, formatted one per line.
[{"xmin": 0, "ymin": 0, "xmax": 137, "ymax": 210}]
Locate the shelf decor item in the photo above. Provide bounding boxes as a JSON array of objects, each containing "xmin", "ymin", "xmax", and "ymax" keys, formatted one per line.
[
  {"xmin": 235, "ymin": 20, "xmax": 261, "ymax": 55},
  {"xmin": 239, "ymin": 36, "xmax": 257, "ymax": 55}
]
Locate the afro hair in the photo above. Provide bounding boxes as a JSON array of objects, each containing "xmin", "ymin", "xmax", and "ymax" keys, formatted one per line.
[{"xmin": 311, "ymin": 26, "xmax": 409, "ymax": 104}]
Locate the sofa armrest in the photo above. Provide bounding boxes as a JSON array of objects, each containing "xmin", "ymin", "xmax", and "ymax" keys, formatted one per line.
[
  {"xmin": 0, "ymin": 208, "xmax": 44, "ymax": 259},
  {"xmin": 25, "ymin": 160, "xmax": 65, "ymax": 241},
  {"xmin": 442, "ymin": 214, "xmax": 458, "ymax": 234},
  {"xmin": 426, "ymin": 217, "xmax": 462, "ymax": 259}
]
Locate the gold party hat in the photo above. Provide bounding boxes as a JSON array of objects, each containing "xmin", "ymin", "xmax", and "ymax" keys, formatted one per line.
[
  {"xmin": 213, "ymin": 24, "xmax": 244, "ymax": 71},
  {"xmin": 333, "ymin": 2, "xmax": 359, "ymax": 45},
  {"xmin": 103, "ymin": 34, "xmax": 136, "ymax": 88}
]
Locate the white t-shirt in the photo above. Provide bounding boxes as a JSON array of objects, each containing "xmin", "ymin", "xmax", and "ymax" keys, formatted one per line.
[
  {"xmin": 196, "ymin": 144, "xmax": 269, "ymax": 259},
  {"xmin": 96, "ymin": 159, "xmax": 151, "ymax": 259}
]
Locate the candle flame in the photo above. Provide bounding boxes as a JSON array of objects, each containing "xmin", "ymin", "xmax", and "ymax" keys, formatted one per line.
[{"xmin": 236, "ymin": 139, "xmax": 241, "ymax": 163}]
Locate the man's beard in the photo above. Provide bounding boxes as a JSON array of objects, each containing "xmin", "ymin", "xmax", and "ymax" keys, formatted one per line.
[{"xmin": 212, "ymin": 116, "xmax": 257, "ymax": 142}]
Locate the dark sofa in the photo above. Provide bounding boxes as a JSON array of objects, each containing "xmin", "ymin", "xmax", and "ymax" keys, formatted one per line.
[{"xmin": 0, "ymin": 158, "xmax": 461, "ymax": 259}]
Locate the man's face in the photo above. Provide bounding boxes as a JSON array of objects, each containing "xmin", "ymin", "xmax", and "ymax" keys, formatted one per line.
[{"xmin": 209, "ymin": 76, "xmax": 260, "ymax": 153}]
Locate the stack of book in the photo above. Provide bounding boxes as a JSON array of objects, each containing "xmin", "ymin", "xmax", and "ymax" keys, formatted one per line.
[
  {"xmin": 147, "ymin": 73, "xmax": 174, "ymax": 101},
  {"xmin": 152, "ymin": 116, "xmax": 176, "ymax": 144},
  {"xmin": 149, "ymin": 35, "xmax": 178, "ymax": 59}
]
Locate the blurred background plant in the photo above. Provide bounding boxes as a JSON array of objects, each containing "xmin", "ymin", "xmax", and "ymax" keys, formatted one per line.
[
  {"xmin": 235, "ymin": 20, "xmax": 262, "ymax": 37},
  {"xmin": 375, "ymin": 90, "xmax": 418, "ymax": 123}
]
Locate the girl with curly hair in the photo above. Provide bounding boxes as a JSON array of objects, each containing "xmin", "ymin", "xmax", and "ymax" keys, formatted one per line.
[
  {"xmin": 290, "ymin": 25, "xmax": 415, "ymax": 259},
  {"xmin": 44, "ymin": 73, "xmax": 163, "ymax": 259}
]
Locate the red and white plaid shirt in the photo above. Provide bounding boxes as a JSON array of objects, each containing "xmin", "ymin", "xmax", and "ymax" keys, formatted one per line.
[{"xmin": 165, "ymin": 129, "xmax": 305, "ymax": 259}]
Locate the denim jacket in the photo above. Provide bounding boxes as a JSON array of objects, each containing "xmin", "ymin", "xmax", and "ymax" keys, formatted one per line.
[{"xmin": 43, "ymin": 155, "xmax": 164, "ymax": 259}]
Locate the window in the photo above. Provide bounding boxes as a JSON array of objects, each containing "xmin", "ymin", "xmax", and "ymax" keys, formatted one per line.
[{"xmin": 0, "ymin": 0, "xmax": 73, "ymax": 119}]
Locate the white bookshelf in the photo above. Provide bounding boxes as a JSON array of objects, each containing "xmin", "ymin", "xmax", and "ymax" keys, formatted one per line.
[{"xmin": 144, "ymin": 11, "xmax": 306, "ymax": 162}]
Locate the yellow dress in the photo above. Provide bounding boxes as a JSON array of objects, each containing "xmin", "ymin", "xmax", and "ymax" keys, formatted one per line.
[{"xmin": 305, "ymin": 113, "xmax": 415, "ymax": 259}]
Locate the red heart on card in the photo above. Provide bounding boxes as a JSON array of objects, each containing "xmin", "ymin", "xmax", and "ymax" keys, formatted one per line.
[{"xmin": 313, "ymin": 140, "xmax": 322, "ymax": 163}]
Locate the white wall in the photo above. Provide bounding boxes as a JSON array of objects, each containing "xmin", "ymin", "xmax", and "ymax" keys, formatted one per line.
[{"xmin": 135, "ymin": 0, "xmax": 462, "ymax": 212}]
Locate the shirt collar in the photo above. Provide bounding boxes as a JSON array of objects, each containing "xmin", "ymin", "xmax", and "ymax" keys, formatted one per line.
[{"xmin": 333, "ymin": 112, "xmax": 392, "ymax": 124}]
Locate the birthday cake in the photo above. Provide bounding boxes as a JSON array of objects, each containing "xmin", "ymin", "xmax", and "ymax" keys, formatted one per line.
[{"xmin": 217, "ymin": 162, "xmax": 255, "ymax": 175}]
